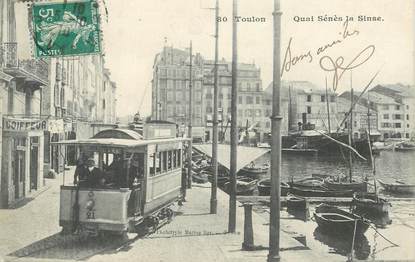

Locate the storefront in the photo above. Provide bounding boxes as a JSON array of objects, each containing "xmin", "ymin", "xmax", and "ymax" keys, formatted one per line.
[{"xmin": 1, "ymin": 117, "xmax": 45, "ymax": 208}]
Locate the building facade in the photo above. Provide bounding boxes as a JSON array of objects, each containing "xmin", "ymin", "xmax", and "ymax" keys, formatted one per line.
[
  {"xmin": 151, "ymin": 47, "xmax": 263, "ymax": 142},
  {"xmin": 336, "ymin": 95, "xmax": 379, "ymax": 139},
  {"xmin": 284, "ymin": 81, "xmax": 338, "ymax": 133},
  {"xmin": 370, "ymin": 84, "xmax": 415, "ymax": 139},
  {"xmin": 0, "ymin": 1, "xmax": 117, "ymax": 207},
  {"xmin": 0, "ymin": 0, "xmax": 48, "ymax": 207}
]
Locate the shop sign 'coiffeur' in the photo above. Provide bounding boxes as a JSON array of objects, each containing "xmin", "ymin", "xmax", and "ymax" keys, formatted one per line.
[
  {"xmin": 3, "ymin": 117, "xmax": 47, "ymax": 132},
  {"xmin": 2, "ymin": 117, "xmax": 65, "ymax": 132}
]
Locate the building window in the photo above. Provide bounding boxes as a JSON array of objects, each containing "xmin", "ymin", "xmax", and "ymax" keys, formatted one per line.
[
  {"xmin": 238, "ymin": 82, "xmax": 242, "ymax": 90},
  {"xmin": 321, "ymin": 95, "xmax": 325, "ymax": 102},
  {"xmin": 382, "ymin": 105, "xmax": 389, "ymax": 110},
  {"xmin": 238, "ymin": 109, "xmax": 243, "ymax": 117},
  {"xmin": 383, "ymin": 114, "xmax": 389, "ymax": 119},
  {"xmin": 206, "ymin": 107, "xmax": 213, "ymax": 113},
  {"xmin": 407, "ymin": 114, "xmax": 409, "ymax": 120},
  {"xmin": 307, "ymin": 95, "xmax": 312, "ymax": 102},
  {"xmin": 394, "ymin": 114, "xmax": 401, "ymax": 120},
  {"xmin": 256, "ymin": 83, "xmax": 260, "ymax": 91},
  {"xmin": 307, "ymin": 106, "xmax": 311, "ymax": 114},
  {"xmin": 395, "ymin": 105, "xmax": 400, "ymax": 110},
  {"xmin": 206, "ymin": 93, "xmax": 212, "ymax": 99},
  {"xmin": 406, "ymin": 105, "xmax": 409, "ymax": 109},
  {"xmin": 219, "ymin": 93, "xmax": 223, "ymax": 99},
  {"xmin": 167, "ymin": 91, "xmax": 173, "ymax": 101},
  {"xmin": 256, "ymin": 109, "xmax": 261, "ymax": 117},
  {"xmin": 247, "ymin": 83, "xmax": 251, "ymax": 91},
  {"xmin": 238, "ymin": 96, "xmax": 243, "ymax": 104},
  {"xmin": 246, "ymin": 96, "xmax": 253, "ymax": 104},
  {"xmin": 406, "ymin": 133, "xmax": 410, "ymax": 138},
  {"xmin": 245, "ymin": 109, "xmax": 251, "ymax": 117},
  {"xmin": 330, "ymin": 95, "xmax": 336, "ymax": 102},
  {"xmin": 395, "ymin": 123, "xmax": 401, "ymax": 128},
  {"xmin": 381, "ymin": 123, "xmax": 391, "ymax": 128},
  {"xmin": 256, "ymin": 96, "xmax": 260, "ymax": 104},
  {"xmin": 227, "ymin": 93, "xmax": 231, "ymax": 99},
  {"xmin": 102, "ymin": 99, "xmax": 106, "ymax": 109},
  {"xmin": 266, "ymin": 122, "xmax": 270, "ymax": 128}
]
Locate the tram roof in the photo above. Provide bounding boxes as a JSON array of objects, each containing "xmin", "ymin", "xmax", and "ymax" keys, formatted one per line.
[
  {"xmin": 52, "ymin": 137, "xmax": 189, "ymax": 148},
  {"xmin": 193, "ymin": 144, "xmax": 270, "ymax": 172}
]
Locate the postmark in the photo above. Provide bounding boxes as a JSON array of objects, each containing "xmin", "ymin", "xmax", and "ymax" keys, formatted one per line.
[{"xmin": 31, "ymin": 0, "xmax": 101, "ymax": 57}]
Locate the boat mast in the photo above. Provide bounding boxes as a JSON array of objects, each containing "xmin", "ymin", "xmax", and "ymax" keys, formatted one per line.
[
  {"xmin": 366, "ymin": 129, "xmax": 378, "ymax": 198},
  {"xmin": 288, "ymin": 85, "xmax": 292, "ymax": 132},
  {"xmin": 325, "ymin": 76, "xmax": 331, "ymax": 135},
  {"xmin": 348, "ymin": 72, "xmax": 353, "ymax": 183}
]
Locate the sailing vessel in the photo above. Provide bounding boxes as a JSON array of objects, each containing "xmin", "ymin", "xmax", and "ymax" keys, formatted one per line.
[{"xmin": 351, "ymin": 130, "xmax": 390, "ymax": 214}]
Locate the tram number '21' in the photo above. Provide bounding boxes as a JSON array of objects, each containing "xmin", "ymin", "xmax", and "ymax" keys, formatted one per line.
[{"xmin": 86, "ymin": 210, "xmax": 95, "ymax": 219}]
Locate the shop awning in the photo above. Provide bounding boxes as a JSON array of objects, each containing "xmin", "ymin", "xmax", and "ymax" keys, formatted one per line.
[{"xmin": 193, "ymin": 144, "xmax": 270, "ymax": 172}]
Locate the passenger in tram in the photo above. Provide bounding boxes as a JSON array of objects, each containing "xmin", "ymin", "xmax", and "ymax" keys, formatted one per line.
[
  {"xmin": 106, "ymin": 154, "xmax": 124, "ymax": 186},
  {"xmin": 129, "ymin": 154, "xmax": 144, "ymax": 188}
]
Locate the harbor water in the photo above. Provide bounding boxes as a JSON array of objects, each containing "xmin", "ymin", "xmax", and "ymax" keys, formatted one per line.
[{"xmin": 252, "ymin": 150, "xmax": 415, "ymax": 260}]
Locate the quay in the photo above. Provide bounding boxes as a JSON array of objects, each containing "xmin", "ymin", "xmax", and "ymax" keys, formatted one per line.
[
  {"xmin": 1, "ymin": 168, "xmax": 346, "ymax": 262},
  {"xmin": 238, "ymin": 195, "xmax": 415, "ymax": 205}
]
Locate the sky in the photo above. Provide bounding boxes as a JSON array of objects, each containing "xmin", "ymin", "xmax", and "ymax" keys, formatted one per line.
[{"xmin": 15, "ymin": 0, "xmax": 415, "ymax": 118}]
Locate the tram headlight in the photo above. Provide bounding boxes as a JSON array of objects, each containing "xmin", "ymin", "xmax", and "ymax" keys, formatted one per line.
[{"xmin": 85, "ymin": 199, "xmax": 95, "ymax": 210}]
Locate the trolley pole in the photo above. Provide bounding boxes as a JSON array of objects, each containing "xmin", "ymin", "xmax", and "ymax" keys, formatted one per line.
[
  {"xmin": 187, "ymin": 40, "xmax": 193, "ymax": 189},
  {"xmin": 211, "ymin": 0, "xmax": 219, "ymax": 214},
  {"xmin": 268, "ymin": 0, "xmax": 282, "ymax": 261},
  {"xmin": 228, "ymin": 0, "xmax": 238, "ymax": 233}
]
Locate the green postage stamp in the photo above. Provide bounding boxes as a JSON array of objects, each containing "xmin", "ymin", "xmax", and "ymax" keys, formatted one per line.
[{"xmin": 32, "ymin": 0, "xmax": 101, "ymax": 57}]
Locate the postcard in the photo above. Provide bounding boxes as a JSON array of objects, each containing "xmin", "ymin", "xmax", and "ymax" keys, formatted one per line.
[{"xmin": 0, "ymin": 0, "xmax": 414, "ymax": 261}]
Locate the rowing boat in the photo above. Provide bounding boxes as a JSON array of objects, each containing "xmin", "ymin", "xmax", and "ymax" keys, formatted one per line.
[{"xmin": 313, "ymin": 204, "xmax": 370, "ymax": 235}]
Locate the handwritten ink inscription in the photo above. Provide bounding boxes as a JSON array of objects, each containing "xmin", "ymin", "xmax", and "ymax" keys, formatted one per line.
[{"xmin": 281, "ymin": 20, "xmax": 360, "ymax": 77}]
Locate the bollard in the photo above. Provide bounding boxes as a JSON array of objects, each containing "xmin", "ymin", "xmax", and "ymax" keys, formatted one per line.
[{"xmin": 242, "ymin": 202, "xmax": 255, "ymax": 251}]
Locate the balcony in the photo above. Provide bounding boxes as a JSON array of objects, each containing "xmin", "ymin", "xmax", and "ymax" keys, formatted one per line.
[{"xmin": 1, "ymin": 42, "xmax": 49, "ymax": 88}]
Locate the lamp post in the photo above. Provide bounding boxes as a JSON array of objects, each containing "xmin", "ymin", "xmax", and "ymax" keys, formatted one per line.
[
  {"xmin": 228, "ymin": 0, "xmax": 238, "ymax": 233},
  {"xmin": 187, "ymin": 41, "xmax": 193, "ymax": 189},
  {"xmin": 210, "ymin": 0, "xmax": 219, "ymax": 215},
  {"xmin": 268, "ymin": 0, "xmax": 282, "ymax": 261}
]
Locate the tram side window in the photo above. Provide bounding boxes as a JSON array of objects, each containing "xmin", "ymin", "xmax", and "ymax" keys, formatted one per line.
[
  {"xmin": 168, "ymin": 151, "xmax": 172, "ymax": 170},
  {"xmin": 149, "ymin": 153, "xmax": 155, "ymax": 177},
  {"xmin": 156, "ymin": 152, "xmax": 161, "ymax": 173},
  {"xmin": 172, "ymin": 150, "xmax": 177, "ymax": 169},
  {"xmin": 178, "ymin": 149, "xmax": 182, "ymax": 167},
  {"xmin": 162, "ymin": 151, "xmax": 168, "ymax": 172}
]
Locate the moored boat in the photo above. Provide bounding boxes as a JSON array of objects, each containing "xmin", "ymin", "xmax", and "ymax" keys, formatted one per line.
[
  {"xmin": 378, "ymin": 179, "xmax": 415, "ymax": 195},
  {"xmin": 224, "ymin": 176, "xmax": 257, "ymax": 195},
  {"xmin": 313, "ymin": 204, "xmax": 370, "ymax": 235},
  {"xmin": 192, "ymin": 170, "xmax": 209, "ymax": 184},
  {"xmin": 289, "ymin": 177, "xmax": 325, "ymax": 188},
  {"xmin": 290, "ymin": 186, "xmax": 354, "ymax": 197},
  {"xmin": 395, "ymin": 142, "xmax": 415, "ymax": 151},
  {"xmin": 351, "ymin": 192, "xmax": 391, "ymax": 214},
  {"xmin": 257, "ymin": 178, "xmax": 290, "ymax": 196},
  {"xmin": 238, "ymin": 163, "xmax": 269, "ymax": 178},
  {"xmin": 287, "ymin": 193, "xmax": 308, "ymax": 210},
  {"xmin": 324, "ymin": 177, "xmax": 367, "ymax": 192}
]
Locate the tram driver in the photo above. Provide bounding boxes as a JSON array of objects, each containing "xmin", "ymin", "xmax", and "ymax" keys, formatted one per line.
[{"xmin": 84, "ymin": 158, "xmax": 106, "ymax": 188}]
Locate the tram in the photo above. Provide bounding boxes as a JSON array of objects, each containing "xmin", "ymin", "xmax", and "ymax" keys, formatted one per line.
[{"xmin": 55, "ymin": 121, "xmax": 187, "ymax": 236}]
